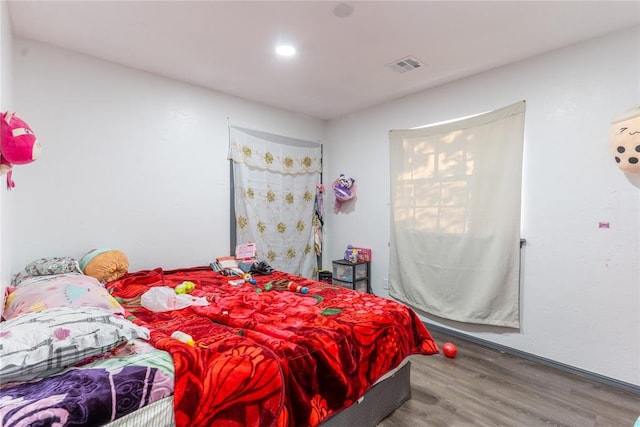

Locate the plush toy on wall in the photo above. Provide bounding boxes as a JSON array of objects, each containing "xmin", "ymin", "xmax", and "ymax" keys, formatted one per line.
[
  {"xmin": 333, "ymin": 173, "xmax": 356, "ymax": 213},
  {"xmin": 609, "ymin": 106, "xmax": 640, "ymax": 175},
  {"xmin": 0, "ymin": 112, "xmax": 41, "ymax": 189}
]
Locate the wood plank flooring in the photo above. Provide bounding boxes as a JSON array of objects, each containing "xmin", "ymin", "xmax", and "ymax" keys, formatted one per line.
[{"xmin": 378, "ymin": 329, "xmax": 640, "ymax": 427}]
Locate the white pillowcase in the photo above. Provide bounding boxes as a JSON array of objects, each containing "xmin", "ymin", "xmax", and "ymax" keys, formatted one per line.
[{"xmin": 0, "ymin": 306, "xmax": 149, "ymax": 385}]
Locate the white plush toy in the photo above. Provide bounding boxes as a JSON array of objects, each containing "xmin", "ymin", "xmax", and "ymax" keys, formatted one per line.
[{"xmin": 609, "ymin": 107, "xmax": 640, "ymax": 175}]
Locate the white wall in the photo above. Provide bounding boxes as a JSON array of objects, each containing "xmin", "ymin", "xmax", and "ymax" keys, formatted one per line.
[
  {"xmin": 10, "ymin": 38, "xmax": 325, "ymax": 273},
  {"xmin": 0, "ymin": 0, "xmax": 15, "ymax": 308},
  {"xmin": 324, "ymin": 26, "xmax": 640, "ymax": 386},
  {"xmin": 7, "ymin": 25, "xmax": 639, "ymax": 387}
]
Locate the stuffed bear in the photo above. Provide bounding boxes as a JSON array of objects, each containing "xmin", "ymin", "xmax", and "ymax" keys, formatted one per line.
[
  {"xmin": 334, "ymin": 174, "xmax": 355, "ymax": 200},
  {"xmin": 333, "ymin": 173, "xmax": 356, "ymax": 213},
  {"xmin": 609, "ymin": 107, "xmax": 640, "ymax": 175},
  {"xmin": 0, "ymin": 112, "xmax": 41, "ymax": 188}
]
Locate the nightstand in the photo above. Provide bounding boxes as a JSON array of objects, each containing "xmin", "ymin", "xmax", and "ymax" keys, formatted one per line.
[{"xmin": 332, "ymin": 259, "xmax": 370, "ymax": 293}]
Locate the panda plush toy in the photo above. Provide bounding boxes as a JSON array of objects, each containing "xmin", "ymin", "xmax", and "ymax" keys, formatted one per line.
[{"xmin": 332, "ymin": 173, "xmax": 357, "ymax": 213}]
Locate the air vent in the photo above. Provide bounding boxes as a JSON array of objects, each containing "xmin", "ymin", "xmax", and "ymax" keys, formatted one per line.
[{"xmin": 387, "ymin": 56, "xmax": 424, "ymax": 73}]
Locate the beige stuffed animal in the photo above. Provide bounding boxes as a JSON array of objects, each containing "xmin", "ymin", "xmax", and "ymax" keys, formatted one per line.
[
  {"xmin": 609, "ymin": 107, "xmax": 640, "ymax": 174},
  {"xmin": 80, "ymin": 248, "xmax": 129, "ymax": 283}
]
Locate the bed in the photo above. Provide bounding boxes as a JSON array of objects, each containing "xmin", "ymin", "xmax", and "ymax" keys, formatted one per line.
[{"xmin": 1, "ymin": 259, "xmax": 439, "ymax": 426}]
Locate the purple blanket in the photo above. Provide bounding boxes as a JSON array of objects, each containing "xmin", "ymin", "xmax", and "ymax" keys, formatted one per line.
[{"xmin": 0, "ymin": 365, "xmax": 172, "ymax": 427}]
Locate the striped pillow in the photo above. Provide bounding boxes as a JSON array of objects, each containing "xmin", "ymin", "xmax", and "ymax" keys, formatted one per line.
[{"xmin": 0, "ymin": 306, "xmax": 149, "ymax": 385}]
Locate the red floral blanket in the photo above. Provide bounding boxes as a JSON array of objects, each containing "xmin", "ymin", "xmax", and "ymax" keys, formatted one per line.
[{"xmin": 107, "ymin": 266, "xmax": 438, "ymax": 426}]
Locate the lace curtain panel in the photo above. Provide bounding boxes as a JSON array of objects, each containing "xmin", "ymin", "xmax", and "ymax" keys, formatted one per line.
[
  {"xmin": 228, "ymin": 126, "xmax": 321, "ymax": 278},
  {"xmin": 388, "ymin": 101, "xmax": 526, "ymax": 328}
]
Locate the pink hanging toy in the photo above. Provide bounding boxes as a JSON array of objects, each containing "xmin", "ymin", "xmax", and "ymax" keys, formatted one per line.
[
  {"xmin": 0, "ymin": 112, "xmax": 41, "ymax": 189},
  {"xmin": 332, "ymin": 174, "xmax": 356, "ymax": 213}
]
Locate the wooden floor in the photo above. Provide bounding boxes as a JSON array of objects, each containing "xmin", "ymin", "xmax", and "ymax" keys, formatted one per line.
[{"xmin": 378, "ymin": 329, "xmax": 640, "ymax": 427}]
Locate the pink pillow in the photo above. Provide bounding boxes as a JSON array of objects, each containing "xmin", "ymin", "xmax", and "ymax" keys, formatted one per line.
[{"xmin": 3, "ymin": 273, "xmax": 124, "ymax": 320}]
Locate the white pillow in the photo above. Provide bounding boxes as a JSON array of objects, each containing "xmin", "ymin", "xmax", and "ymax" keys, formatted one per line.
[{"xmin": 0, "ymin": 306, "xmax": 149, "ymax": 384}]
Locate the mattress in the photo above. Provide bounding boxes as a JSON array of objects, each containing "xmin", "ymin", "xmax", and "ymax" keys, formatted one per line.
[
  {"xmin": 104, "ymin": 396, "xmax": 175, "ymax": 427},
  {"xmin": 321, "ymin": 359, "xmax": 412, "ymax": 426},
  {"xmin": 105, "ymin": 266, "xmax": 438, "ymax": 426},
  {"xmin": 0, "ymin": 265, "xmax": 436, "ymax": 427},
  {"xmin": 102, "ymin": 359, "xmax": 413, "ymax": 427}
]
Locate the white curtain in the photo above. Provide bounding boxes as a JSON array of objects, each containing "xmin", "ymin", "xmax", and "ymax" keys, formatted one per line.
[
  {"xmin": 228, "ymin": 126, "xmax": 321, "ymax": 278},
  {"xmin": 388, "ymin": 101, "xmax": 526, "ymax": 328}
]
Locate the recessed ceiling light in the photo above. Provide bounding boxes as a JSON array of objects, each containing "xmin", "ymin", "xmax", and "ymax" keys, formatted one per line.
[
  {"xmin": 276, "ymin": 45, "xmax": 296, "ymax": 57},
  {"xmin": 333, "ymin": 3, "xmax": 353, "ymax": 18}
]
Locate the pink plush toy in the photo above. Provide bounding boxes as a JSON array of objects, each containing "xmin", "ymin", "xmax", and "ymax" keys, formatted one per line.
[{"xmin": 0, "ymin": 112, "xmax": 41, "ymax": 188}]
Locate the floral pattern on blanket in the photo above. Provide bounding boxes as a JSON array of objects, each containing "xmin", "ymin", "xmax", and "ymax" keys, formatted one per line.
[
  {"xmin": 0, "ymin": 365, "xmax": 173, "ymax": 427},
  {"xmin": 107, "ymin": 266, "xmax": 439, "ymax": 427}
]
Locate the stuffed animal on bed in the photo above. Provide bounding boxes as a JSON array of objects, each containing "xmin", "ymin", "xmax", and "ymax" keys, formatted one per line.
[
  {"xmin": 609, "ymin": 106, "xmax": 640, "ymax": 175},
  {"xmin": 80, "ymin": 248, "xmax": 129, "ymax": 283},
  {"xmin": 0, "ymin": 112, "xmax": 41, "ymax": 189}
]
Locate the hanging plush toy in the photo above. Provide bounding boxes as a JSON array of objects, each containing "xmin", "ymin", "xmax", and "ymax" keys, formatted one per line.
[
  {"xmin": 333, "ymin": 173, "xmax": 356, "ymax": 213},
  {"xmin": 0, "ymin": 112, "xmax": 41, "ymax": 189},
  {"xmin": 609, "ymin": 106, "xmax": 640, "ymax": 175},
  {"xmin": 313, "ymin": 183, "xmax": 324, "ymax": 255}
]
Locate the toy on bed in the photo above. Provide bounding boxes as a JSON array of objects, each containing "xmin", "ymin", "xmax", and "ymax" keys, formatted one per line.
[
  {"xmin": 264, "ymin": 278, "xmax": 309, "ymax": 294},
  {"xmin": 175, "ymin": 280, "xmax": 196, "ymax": 294},
  {"xmin": 79, "ymin": 248, "xmax": 129, "ymax": 283},
  {"xmin": 0, "ymin": 111, "xmax": 41, "ymax": 189}
]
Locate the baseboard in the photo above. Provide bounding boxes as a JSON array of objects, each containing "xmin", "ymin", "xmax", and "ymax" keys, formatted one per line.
[{"xmin": 424, "ymin": 322, "xmax": 640, "ymax": 395}]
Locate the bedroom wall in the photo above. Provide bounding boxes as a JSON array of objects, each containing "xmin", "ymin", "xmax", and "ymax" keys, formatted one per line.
[
  {"xmin": 9, "ymin": 37, "xmax": 325, "ymax": 273},
  {"xmin": 0, "ymin": 0, "xmax": 15, "ymax": 308},
  {"xmin": 7, "ymin": 22, "xmax": 639, "ymax": 388},
  {"xmin": 323, "ymin": 26, "xmax": 640, "ymax": 386}
]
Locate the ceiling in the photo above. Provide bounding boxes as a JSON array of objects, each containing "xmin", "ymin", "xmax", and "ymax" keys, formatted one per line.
[{"xmin": 7, "ymin": 1, "xmax": 640, "ymax": 120}]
